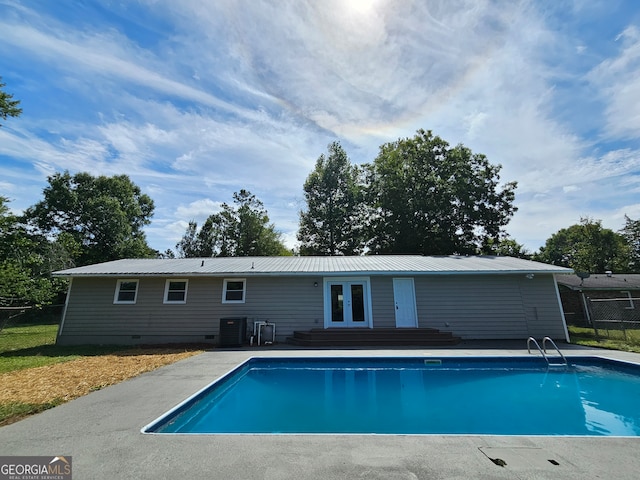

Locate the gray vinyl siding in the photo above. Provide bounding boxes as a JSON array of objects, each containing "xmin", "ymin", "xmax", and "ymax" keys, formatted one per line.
[
  {"xmin": 58, "ymin": 272, "xmax": 567, "ymax": 345},
  {"xmin": 58, "ymin": 276, "xmax": 325, "ymax": 345},
  {"xmin": 412, "ymin": 274, "xmax": 565, "ymax": 339},
  {"xmin": 520, "ymin": 275, "xmax": 568, "ymax": 340},
  {"xmin": 370, "ymin": 276, "xmax": 399, "ymax": 328}
]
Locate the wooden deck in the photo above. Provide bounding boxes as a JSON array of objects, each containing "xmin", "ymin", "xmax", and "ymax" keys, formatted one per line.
[{"xmin": 287, "ymin": 327, "xmax": 461, "ymax": 347}]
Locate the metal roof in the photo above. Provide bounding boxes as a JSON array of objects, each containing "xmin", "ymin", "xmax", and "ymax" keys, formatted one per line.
[
  {"xmin": 53, "ymin": 255, "xmax": 572, "ymax": 277},
  {"xmin": 555, "ymin": 273, "xmax": 640, "ymax": 291}
]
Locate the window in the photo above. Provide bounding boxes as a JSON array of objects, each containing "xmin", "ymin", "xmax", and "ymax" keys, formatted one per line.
[
  {"xmin": 223, "ymin": 278, "xmax": 246, "ymax": 303},
  {"xmin": 114, "ymin": 279, "xmax": 139, "ymax": 304},
  {"xmin": 164, "ymin": 279, "xmax": 188, "ymax": 304}
]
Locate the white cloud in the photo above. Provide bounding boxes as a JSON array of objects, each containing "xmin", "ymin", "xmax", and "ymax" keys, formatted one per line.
[
  {"xmin": 141, "ymin": 0, "xmax": 530, "ymax": 140},
  {"xmin": 614, "ymin": 203, "xmax": 640, "ymax": 223},
  {"xmin": 175, "ymin": 199, "xmax": 222, "ymax": 222},
  {"xmin": 589, "ymin": 25, "xmax": 640, "ymax": 140},
  {"xmin": 2, "ymin": 0, "xmax": 640, "ymax": 255},
  {"xmin": 0, "ymin": 14, "xmax": 256, "ymax": 119},
  {"xmin": 0, "ymin": 181, "xmax": 15, "ymax": 193}
]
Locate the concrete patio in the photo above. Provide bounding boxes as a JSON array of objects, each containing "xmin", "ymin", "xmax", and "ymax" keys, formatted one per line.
[{"xmin": 2, "ymin": 341, "xmax": 640, "ymax": 479}]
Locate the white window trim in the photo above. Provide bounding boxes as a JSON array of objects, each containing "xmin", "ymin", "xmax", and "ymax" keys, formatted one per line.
[
  {"xmin": 114, "ymin": 279, "xmax": 139, "ymax": 305},
  {"xmin": 163, "ymin": 279, "xmax": 189, "ymax": 304},
  {"xmin": 222, "ymin": 278, "xmax": 246, "ymax": 304}
]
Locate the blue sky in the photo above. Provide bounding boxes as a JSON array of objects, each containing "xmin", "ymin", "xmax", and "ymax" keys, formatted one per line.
[{"xmin": 1, "ymin": 0, "xmax": 640, "ymax": 255}]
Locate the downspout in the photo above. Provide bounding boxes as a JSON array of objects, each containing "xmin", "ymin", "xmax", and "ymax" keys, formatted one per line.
[
  {"xmin": 553, "ymin": 275, "xmax": 570, "ymax": 342},
  {"xmin": 56, "ymin": 277, "xmax": 73, "ymax": 342}
]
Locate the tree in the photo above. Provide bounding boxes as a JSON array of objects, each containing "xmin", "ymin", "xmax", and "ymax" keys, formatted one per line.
[
  {"xmin": 298, "ymin": 142, "xmax": 365, "ymax": 255},
  {"xmin": 0, "ymin": 196, "xmax": 69, "ymax": 308},
  {"xmin": 620, "ymin": 215, "xmax": 640, "ymax": 273},
  {"xmin": 175, "ymin": 221, "xmax": 204, "ymax": 258},
  {"xmin": 364, "ymin": 129, "xmax": 517, "ymax": 255},
  {"xmin": 25, "ymin": 171, "xmax": 155, "ymax": 266},
  {"xmin": 0, "ymin": 76, "xmax": 22, "ymax": 127},
  {"xmin": 535, "ymin": 218, "xmax": 630, "ymax": 272},
  {"xmin": 176, "ymin": 190, "xmax": 290, "ymax": 257},
  {"xmin": 480, "ymin": 235, "xmax": 531, "ymax": 259}
]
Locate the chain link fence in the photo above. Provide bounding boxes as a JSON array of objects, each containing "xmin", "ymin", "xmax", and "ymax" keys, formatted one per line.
[{"xmin": 587, "ymin": 297, "xmax": 640, "ymax": 340}]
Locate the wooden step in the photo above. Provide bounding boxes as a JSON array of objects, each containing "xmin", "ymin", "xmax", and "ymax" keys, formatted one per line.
[{"xmin": 291, "ymin": 328, "xmax": 454, "ymax": 338}]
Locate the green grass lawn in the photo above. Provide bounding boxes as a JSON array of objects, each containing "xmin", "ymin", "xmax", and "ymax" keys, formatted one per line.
[
  {"xmin": 0, "ymin": 320, "xmax": 204, "ymax": 426},
  {"xmin": 0, "ymin": 322, "xmax": 69, "ymax": 424},
  {"xmin": 0, "ymin": 321, "xmax": 130, "ymax": 425},
  {"xmin": 0, "ymin": 323, "xmax": 125, "ymax": 374},
  {"xmin": 567, "ymin": 325, "xmax": 640, "ymax": 354},
  {"xmin": 0, "ymin": 323, "xmax": 63, "ymax": 373},
  {"xmin": 0, "ymin": 400, "xmax": 64, "ymax": 424}
]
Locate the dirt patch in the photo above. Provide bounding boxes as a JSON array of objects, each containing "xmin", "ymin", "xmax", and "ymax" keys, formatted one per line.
[{"xmin": 0, "ymin": 348, "xmax": 203, "ymax": 405}]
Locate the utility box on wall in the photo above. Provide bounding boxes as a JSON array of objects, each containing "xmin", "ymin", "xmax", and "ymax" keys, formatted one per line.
[{"xmin": 219, "ymin": 317, "xmax": 247, "ymax": 347}]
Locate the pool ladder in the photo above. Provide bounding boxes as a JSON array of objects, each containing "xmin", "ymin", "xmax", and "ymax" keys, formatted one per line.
[{"xmin": 527, "ymin": 336, "xmax": 568, "ymax": 369}]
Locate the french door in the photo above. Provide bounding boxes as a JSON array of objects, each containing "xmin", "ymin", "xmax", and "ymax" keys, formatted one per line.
[{"xmin": 324, "ymin": 278, "xmax": 372, "ymax": 328}]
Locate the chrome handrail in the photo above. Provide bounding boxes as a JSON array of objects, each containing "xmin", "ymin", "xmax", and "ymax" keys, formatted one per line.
[
  {"xmin": 527, "ymin": 337, "xmax": 549, "ymax": 364},
  {"xmin": 543, "ymin": 336, "xmax": 568, "ymax": 366}
]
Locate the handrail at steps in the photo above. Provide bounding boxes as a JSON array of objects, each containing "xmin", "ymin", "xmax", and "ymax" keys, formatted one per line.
[
  {"xmin": 543, "ymin": 336, "xmax": 568, "ymax": 366},
  {"xmin": 527, "ymin": 337, "xmax": 548, "ymax": 364}
]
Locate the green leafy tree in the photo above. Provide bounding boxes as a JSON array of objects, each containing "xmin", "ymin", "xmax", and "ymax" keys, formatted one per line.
[
  {"xmin": 480, "ymin": 235, "xmax": 531, "ymax": 259},
  {"xmin": 0, "ymin": 197, "xmax": 69, "ymax": 308},
  {"xmin": 535, "ymin": 218, "xmax": 630, "ymax": 272},
  {"xmin": 365, "ymin": 129, "xmax": 517, "ymax": 255},
  {"xmin": 620, "ymin": 215, "xmax": 640, "ymax": 273},
  {"xmin": 176, "ymin": 190, "xmax": 290, "ymax": 257},
  {"xmin": 0, "ymin": 196, "xmax": 16, "ymax": 260},
  {"xmin": 298, "ymin": 142, "xmax": 366, "ymax": 255},
  {"xmin": 25, "ymin": 171, "xmax": 155, "ymax": 266},
  {"xmin": 0, "ymin": 76, "xmax": 22, "ymax": 127},
  {"xmin": 175, "ymin": 221, "xmax": 205, "ymax": 258}
]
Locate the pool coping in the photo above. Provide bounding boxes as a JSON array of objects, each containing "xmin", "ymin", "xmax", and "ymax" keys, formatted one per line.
[{"xmin": 2, "ymin": 341, "xmax": 640, "ymax": 479}]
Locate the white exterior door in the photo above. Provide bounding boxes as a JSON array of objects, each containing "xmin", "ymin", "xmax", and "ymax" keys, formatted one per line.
[
  {"xmin": 324, "ymin": 277, "xmax": 372, "ymax": 328},
  {"xmin": 393, "ymin": 278, "xmax": 418, "ymax": 328}
]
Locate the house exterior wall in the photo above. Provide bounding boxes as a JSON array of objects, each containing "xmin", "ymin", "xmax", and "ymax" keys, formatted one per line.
[
  {"xmin": 415, "ymin": 275, "xmax": 527, "ymax": 338},
  {"xmin": 370, "ymin": 276, "xmax": 396, "ymax": 328},
  {"xmin": 522, "ymin": 275, "xmax": 569, "ymax": 340},
  {"xmin": 366, "ymin": 274, "xmax": 566, "ymax": 339},
  {"xmin": 57, "ymin": 272, "xmax": 567, "ymax": 345},
  {"xmin": 411, "ymin": 274, "xmax": 565, "ymax": 340},
  {"xmin": 57, "ymin": 276, "xmax": 326, "ymax": 345}
]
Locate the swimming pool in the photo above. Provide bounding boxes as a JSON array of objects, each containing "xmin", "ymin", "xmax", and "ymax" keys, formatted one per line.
[{"xmin": 142, "ymin": 356, "xmax": 640, "ymax": 436}]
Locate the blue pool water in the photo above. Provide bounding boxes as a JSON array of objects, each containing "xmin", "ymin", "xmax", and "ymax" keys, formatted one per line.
[{"xmin": 143, "ymin": 357, "xmax": 640, "ymax": 436}]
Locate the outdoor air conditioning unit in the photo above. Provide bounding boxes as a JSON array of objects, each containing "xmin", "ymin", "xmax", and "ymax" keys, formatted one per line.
[{"xmin": 219, "ymin": 317, "xmax": 247, "ymax": 347}]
